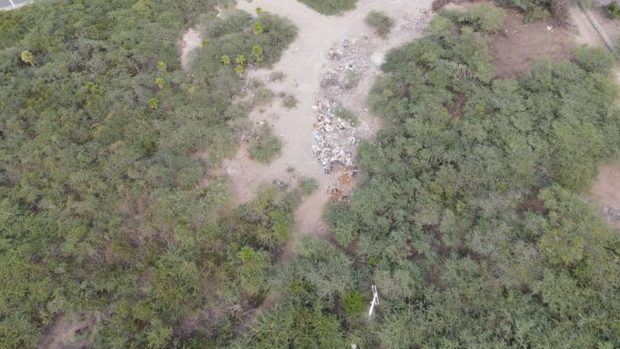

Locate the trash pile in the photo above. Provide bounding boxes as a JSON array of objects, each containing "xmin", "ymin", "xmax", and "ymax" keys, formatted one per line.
[
  {"xmin": 312, "ymin": 100, "xmax": 357, "ymax": 173},
  {"xmin": 310, "ymin": 11, "xmax": 430, "ymax": 198},
  {"xmin": 321, "ymin": 38, "xmax": 370, "ymax": 92}
]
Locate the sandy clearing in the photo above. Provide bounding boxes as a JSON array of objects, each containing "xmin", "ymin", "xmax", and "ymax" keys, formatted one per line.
[
  {"xmin": 180, "ymin": 28, "xmax": 202, "ymax": 70},
  {"xmin": 590, "ymin": 161, "xmax": 620, "ymax": 229},
  {"xmin": 228, "ymin": 0, "xmax": 432, "ymax": 240}
]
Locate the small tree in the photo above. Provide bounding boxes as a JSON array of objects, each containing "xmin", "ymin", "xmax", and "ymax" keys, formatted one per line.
[
  {"xmin": 20, "ymin": 50, "xmax": 35, "ymax": 66},
  {"xmin": 155, "ymin": 77, "xmax": 165, "ymax": 90},
  {"xmin": 221, "ymin": 55, "xmax": 231, "ymax": 65},
  {"xmin": 252, "ymin": 44, "xmax": 264, "ymax": 63},
  {"xmin": 148, "ymin": 97, "xmax": 159, "ymax": 110},
  {"xmin": 253, "ymin": 21, "xmax": 264, "ymax": 35},
  {"xmin": 365, "ymin": 10, "xmax": 394, "ymax": 37},
  {"xmin": 235, "ymin": 54, "xmax": 246, "ymax": 75},
  {"xmin": 156, "ymin": 61, "xmax": 167, "ymax": 72}
]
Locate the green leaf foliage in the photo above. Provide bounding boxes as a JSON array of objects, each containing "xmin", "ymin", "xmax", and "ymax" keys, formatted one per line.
[
  {"xmin": 0, "ymin": 1, "xmax": 297, "ymax": 348},
  {"xmin": 240, "ymin": 5, "xmax": 620, "ymax": 348}
]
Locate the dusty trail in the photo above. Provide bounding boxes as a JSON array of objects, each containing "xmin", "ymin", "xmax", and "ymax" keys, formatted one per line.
[{"xmin": 227, "ymin": 0, "xmax": 431, "ymax": 243}]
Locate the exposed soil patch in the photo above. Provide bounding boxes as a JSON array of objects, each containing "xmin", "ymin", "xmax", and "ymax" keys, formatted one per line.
[
  {"xmin": 571, "ymin": 5, "xmax": 605, "ymax": 47},
  {"xmin": 590, "ymin": 162, "xmax": 620, "ymax": 229},
  {"xmin": 490, "ymin": 9, "xmax": 575, "ymax": 78},
  {"xmin": 180, "ymin": 28, "xmax": 201, "ymax": 70},
  {"xmin": 38, "ymin": 314, "xmax": 94, "ymax": 349}
]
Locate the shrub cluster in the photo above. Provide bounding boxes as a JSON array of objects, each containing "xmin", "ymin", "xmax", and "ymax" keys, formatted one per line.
[
  {"xmin": 296, "ymin": 0, "xmax": 358, "ymax": 15},
  {"xmin": 365, "ymin": 10, "xmax": 394, "ymax": 37},
  {"xmin": 0, "ymin": 1, "xmax": 296, "ymax": 347},
  {"xmin": 238, "ymin": 5, "xmax": 620, "ymax": 348}
]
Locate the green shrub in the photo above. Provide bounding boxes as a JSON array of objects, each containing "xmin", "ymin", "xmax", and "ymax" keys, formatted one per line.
[
  {"xmin": 574, "ymin": 45, "xmax": 615, "ymax": 73},
  {"xmin": 0, "ymin": 1, "xmax": 297, "ymax": 347},
  {"xmin": 605, "ymin": 2, "xmax": 620, "ymax": 19},
  {"xmin": 249, "ymin": 125, "xmax": 282, "ymax": 164},
  {"xmin": 253, "ymin": 86, "xmax": 275, "ymax": 105},
  {"xmin": 296, "ymin": 0, "xmax": 358, "ymax": 15},
  {"xmin": 281, "ymin": 93, "xmax": 298, "ymax": 109},
  {"xmin": 440, "ymin": 3, "xmax": 506, "ymax": 32},
  {"xmin": 342, "ymin": 290, "xmax": 365, "ymax": 316},
  {"xmin": 365, "ymin": 10, "xmax": 394, "ymax": 37},
  {"xmin": 335, "ymin": 107, "xmax": 359, "ymax": 126},
  {"xmin": 501, "ymin": 0, "xmax": 569, "ymax": 23},
  {"xmin": 300, "ymin": 177, "xmax": 319, "ymax": 195}
]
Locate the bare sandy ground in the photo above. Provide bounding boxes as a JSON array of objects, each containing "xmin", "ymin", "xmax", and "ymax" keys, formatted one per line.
[
  {"xmin": 180, "ymin": 28, "xmax": 201, "ymax": 70},
  {"xmin": 228, "ymin": 0, "xmax": 432, "ymax": 242},
  {"xmin": 590, "ymin": 162, "xmax": 620, "ymax": 229}
]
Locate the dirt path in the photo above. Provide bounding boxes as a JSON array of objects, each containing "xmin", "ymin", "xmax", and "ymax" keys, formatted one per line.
[
  {"xmin": 180, "ymin": 28, "xmax": 202, "ymax": 70},
  {"xmin": 227, "ymin": 0, "xmax": 431, "ymax": 244}
]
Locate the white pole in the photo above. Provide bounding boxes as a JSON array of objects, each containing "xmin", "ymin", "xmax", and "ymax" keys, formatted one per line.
[{"xmin": 368, "ymin": 285, "xmax": 379, "ymax": 319}]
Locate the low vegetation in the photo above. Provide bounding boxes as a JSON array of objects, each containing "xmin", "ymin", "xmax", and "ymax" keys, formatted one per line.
[
  {"xmin": 300, "ymin": 177, "xmax": 319, "ymax": 195},
  {"xmin": 500, "ymin": 0, "xmax": 569, "ymax": 23},
  {"xmin": 280, "ymin": 93, "xmax": 298, "ymax": 109},
  {"xmin": 2, "ymin": 1, "xmax": 619, "ymax": 348},
  {"xmin": 605, "ymin": 2, "xmax": 620, "ymax": 20},
  {"xmin": 296, "ymin": 0, "xmax": 358, "ymax": 15},
  {"xmin": 365, "ymin": 10, "xmax": 394, "ymax": 37},
  {"xmin": 249, "ymin": 125, "xmax": 283, "ymax": 164},
  {"xmin": 335, "ymin": 107, "xmax": 359, "ymax": 126},
  {"xmin": 0, "ymin": 1, "xmax": 296, "ymax": 347},
  {"xmin": 238, "ymin": 4, "xmax": 620, "ymax": 348}
]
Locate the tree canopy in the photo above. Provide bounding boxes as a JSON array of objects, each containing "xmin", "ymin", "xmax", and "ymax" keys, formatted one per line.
[{"xmin": 0, "ymin": 0, "xmax": 297, "ymax": 347}]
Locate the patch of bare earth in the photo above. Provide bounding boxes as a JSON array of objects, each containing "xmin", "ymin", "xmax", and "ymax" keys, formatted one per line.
[
  {"xmin": 38, "ymin": 315, "xmax": 94, "ymax": 349},
  {"xmin": 590, "ymin": 162, "xmax": 620, "ymax": 229},
  {"xmin": 490, "ymin": 9, "xmax": 575, "ymax": 78},
  {"xmin": 591, "ymin": 7, "xmax": 620, "ymax": 43},
  {"xmin": 180, "ymin": 28, "xmax": 201, "ymax": 71}
]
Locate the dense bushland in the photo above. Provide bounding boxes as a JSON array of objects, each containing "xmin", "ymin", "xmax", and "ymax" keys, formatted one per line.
[
  {"xmin": 240, "ymin": 5, "xmax": 620, "ymax": 348},
  {"xmin": 296, "ymin": 0, "xmax": 358, "ymax": 15},
  {"xmin": 0, "ymin": 1, "xmax": 297, "ymax": 347}
]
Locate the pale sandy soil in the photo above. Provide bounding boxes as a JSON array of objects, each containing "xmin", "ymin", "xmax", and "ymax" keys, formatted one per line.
[
  {"xmin": 590, "ymin": 162, "xmax": 620, "ymax": 229},
  {"xmin": 229, "ymin": 0, "xmax": 432, "ymax": 242},
  {"xmin": 571, "ymin": 6, "xmax": 606, "ymax": 46},
  {"xmin": 180, "ymin": 28, "xmax": 202, "ymax": 70}
]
